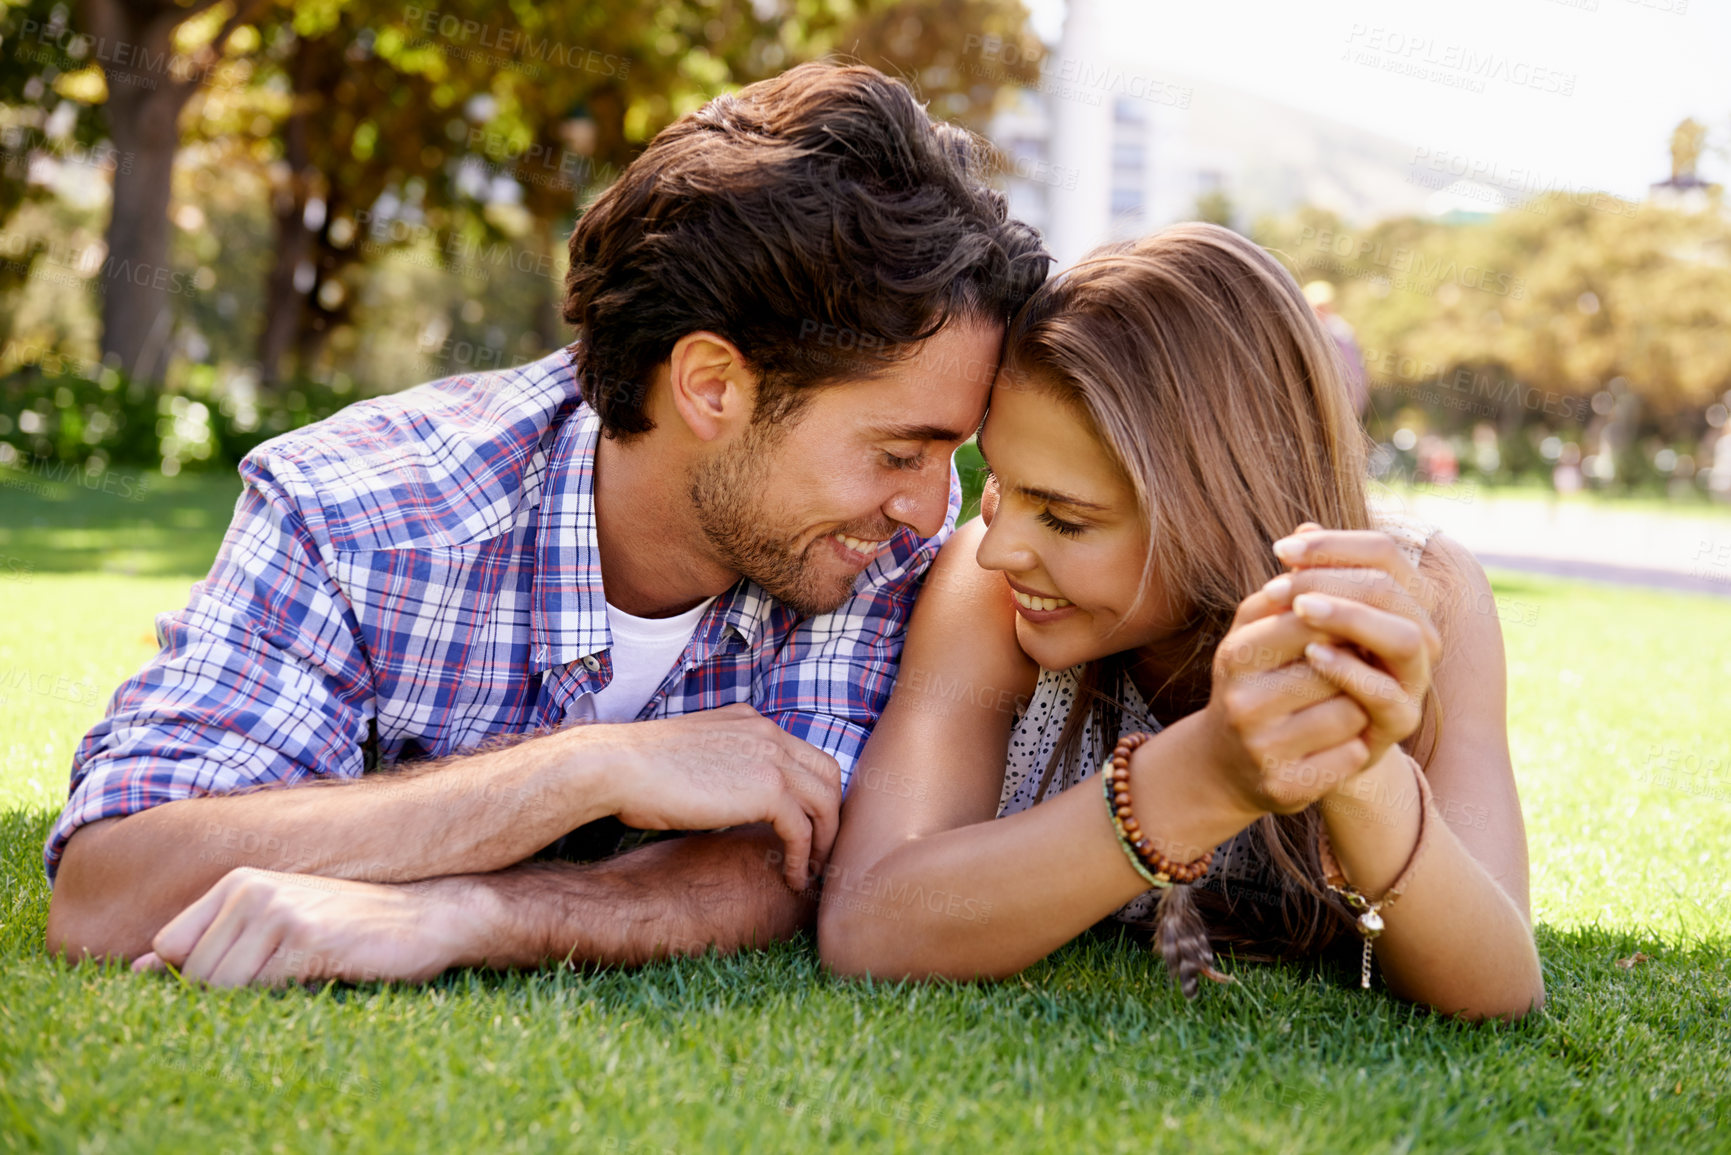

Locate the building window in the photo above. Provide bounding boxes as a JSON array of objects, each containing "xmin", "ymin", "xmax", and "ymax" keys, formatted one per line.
[
  {"xmin": 1111, "ymin": 186, "xmax": 1145, "ymax": 216},
  {"xmin": 1113, "ymin": 96, "xmax": 1147, "ymax": 126}
]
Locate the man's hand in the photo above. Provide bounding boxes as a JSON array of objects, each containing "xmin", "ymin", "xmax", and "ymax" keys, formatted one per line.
[
  {"xmin": 593, "ymin": 704, "xmax": 842, "ymax": 889},
  {"xmin": 133, "ymin": 867, "xmax": 484, "ymax": 988}
]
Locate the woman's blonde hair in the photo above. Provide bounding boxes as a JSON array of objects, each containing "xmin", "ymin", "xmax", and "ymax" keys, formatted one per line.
[{"xmin": 1002, "ymin": 223, "xmax": 1426, "ymax": 995}]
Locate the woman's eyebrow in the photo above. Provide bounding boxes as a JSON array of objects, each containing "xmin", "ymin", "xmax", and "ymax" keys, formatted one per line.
[
  {"xmin": 1017, "ymin": 483, "xmax": 1108, "ymax": 512},
  {"xmin": 975, "ymin": 433, "xmax": 1107, "ymax": 511}
]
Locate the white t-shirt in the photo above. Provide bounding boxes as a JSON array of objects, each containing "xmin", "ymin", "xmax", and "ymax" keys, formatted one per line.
[{"xmin": 566, "ymin": 595, "xmax": 719, "ymax": 725}]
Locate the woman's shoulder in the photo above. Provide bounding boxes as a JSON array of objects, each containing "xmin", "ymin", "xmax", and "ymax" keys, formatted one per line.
[
  {"xmin": 1369, "ymin": 509, "xmax": 1489, "ymax": 598},
  {"xmin": 1369, "ymin": 507, "xmax": 1441, "ymax": 569},
  {"xmin": 1419, "ymin": 529, "xmax": 1503, "ymax": 648},
  {"xmin": 908, "ymin": 518, "xmax": 1041, "ymax": 700},
  {"xmin": 1366, "ymin": 507, "xmax": 1501, "ymax": 663}
]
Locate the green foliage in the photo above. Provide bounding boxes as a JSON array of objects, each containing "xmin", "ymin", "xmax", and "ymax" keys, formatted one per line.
[
  {"xmin": 0, "ymin": 0, "xmax": 108, "ymax": 298},
  {"xmin": 1193, "ymin": 189, "xmax": 1234, "ymax": 229},
  {"xmin": 954, "ymin": 438, "xmax": 988, "ymax": 520},
  {"xmin": 165, "ymin": 0, "xmax": 1040, "ymax": 382},
  {"xmin": 1257, "ymin": 195, "xmax": 1731, "ymax": 423},
  {"xmin": 1258, "ymin": 194, "xmax": 1731, "ymax": 496},
  {"xmin": 0, "ymin": 360, "xmax": 368, "ymax": 471}
]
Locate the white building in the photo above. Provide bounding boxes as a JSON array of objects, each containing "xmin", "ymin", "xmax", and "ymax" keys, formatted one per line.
[{"xmin": 988, "ymin": 0, "xmax": 1443, "ymax": 267}]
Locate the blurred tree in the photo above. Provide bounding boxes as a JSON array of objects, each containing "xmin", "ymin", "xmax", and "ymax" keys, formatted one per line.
[
  {"xmin": 1670, "ymin": 116, "xmax": 1706, "ymax": 182},
  {"xmin": 75, "ymin": 0, "xmax": 265, "ymax": 382},
  {"xmin": 10, "ymin": 0, "xmax": 1037, "ymax": 386},
  {"xmin": 0, "ymin": 0, "xmax": 104, "ymax": 304},
  {"xmin": 1194, "ymin": 188, "xmax": 1234, "ymax": 229},
  {"xmin": 239, "ymin": 0, "xmax": 1038, "ymax": 383},
  {"xmin": 827, "ymin": 0, "xmax": 1039, "ymax": 130},
  {"xmin": 238, "ymin": 0, "xmax": 448, "ymax": 383},
  {"xmin": 1258, "ymin": 185, "xmax": 1731, "ymax": 433}
]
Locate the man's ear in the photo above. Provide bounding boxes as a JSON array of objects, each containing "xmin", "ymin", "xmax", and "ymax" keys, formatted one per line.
[{"xmin": 666, "ymin": 331, "xmax": 756, "ymax": 443}]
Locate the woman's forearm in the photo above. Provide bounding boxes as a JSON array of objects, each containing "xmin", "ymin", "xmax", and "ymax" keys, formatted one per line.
[
  {"xmin": 819, "ymin": 714, "xmax": 1257, "ymax": 979},
  {"xmin": 1321, "ymin": 751, "xmax": 1544, "ymax": 1020},
  {"xmin": 826, "ymin": 723, "xmax": 1542, "ymax": 1017}
]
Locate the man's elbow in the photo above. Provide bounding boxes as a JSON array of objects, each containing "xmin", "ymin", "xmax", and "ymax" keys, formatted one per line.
[
  {"xmin": 45, "ymin": 880, "xmax": 138, "ymax": 964},
  {"xmin": 44, "ymin": 822, "xmax": 149, "ymax": 964}
]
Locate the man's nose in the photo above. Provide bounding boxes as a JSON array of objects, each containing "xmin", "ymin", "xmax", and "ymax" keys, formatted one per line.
[{"xmin": 884, "ymin": 462, "xmax": 954, "ymax": 540}]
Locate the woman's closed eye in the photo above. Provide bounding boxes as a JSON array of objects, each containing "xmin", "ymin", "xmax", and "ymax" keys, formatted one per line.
[
  {"xmin": 1037, "ymin": 509, "xmax": 1086, "ymax": 538},
  {"xmin": 983, "ymin": 470, "xmax": 1088, "ymax": 538}
]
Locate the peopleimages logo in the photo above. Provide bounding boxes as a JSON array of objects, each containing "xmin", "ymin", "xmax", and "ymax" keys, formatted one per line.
[
  {"xmin": 15, "ymin": 16, "xmax": 246, "ymax": 92},
  {"xmin": 1295, "ymin": 226, "xmax": 1528, "ymax": 300},
  {"xmin": 1362, "ymin": 353, "xmax": 1591, "ymax": 423},
  {"xmin": 1342, "ymin": 25, "xmax": 1577, "ymax": 97},
  {"xmin": 401, "ymin": 8, "xmax": 630, "ymax": 79},
  {"xmin": 963, "ymin": 35, "xmax": 1193, "ymax": 109},
  {"xmin": 1406, "ymin": 147, "xmax": 1637, "ymax": 218},
  {"xmin": 1, "ymin": 454, "xmax": 153, "ymax": 501}
]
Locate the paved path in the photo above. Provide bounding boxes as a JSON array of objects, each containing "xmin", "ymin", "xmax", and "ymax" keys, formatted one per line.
[
  {"xmin": 1385, "ymin": 491, "xmax": 1731, "ymax": 599},
  {"xmin": 1470, "ymin": 552, "xmax": 1731, "ymax": 598}
]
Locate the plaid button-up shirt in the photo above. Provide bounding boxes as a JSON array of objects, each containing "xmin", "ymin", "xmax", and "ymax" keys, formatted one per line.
[{"xmin": 46, "ymin": 348, "xmax": 958, "ymax": 881}]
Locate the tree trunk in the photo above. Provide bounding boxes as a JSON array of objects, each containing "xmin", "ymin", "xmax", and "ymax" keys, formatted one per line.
[
  {"xmin": 81, "ymin": 0, "xmax": 204, "ymax": 382},
  {"xmin": 257, "ymin": 38, "xmax": 320, "ymax": 387},
  {"xmin": 531, "ymin": 214, "xmax": 562, "ymax": 355},
  {"xmin": 290, "ymin": 221, "xmax": 360, "ymax": 380},
  {"xmin": 256, "ymin": 206, "xmax": 311, "ymax": 386}
]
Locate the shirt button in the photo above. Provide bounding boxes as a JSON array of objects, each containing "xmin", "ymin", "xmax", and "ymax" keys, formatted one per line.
[{"xmin": 581, "ymin": 655, "xmax": 601, "ymax": 672}]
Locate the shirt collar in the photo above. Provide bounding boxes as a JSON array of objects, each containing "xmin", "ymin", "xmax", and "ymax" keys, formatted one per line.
[{"xmin": 529, "ymin": 362, "xmax": 776, "ymax": 671}]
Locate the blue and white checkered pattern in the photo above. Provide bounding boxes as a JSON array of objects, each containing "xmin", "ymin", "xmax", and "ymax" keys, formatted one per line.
[{"xmin": 46, "ymin": 348, "xmax": 958, "ymax": 882}]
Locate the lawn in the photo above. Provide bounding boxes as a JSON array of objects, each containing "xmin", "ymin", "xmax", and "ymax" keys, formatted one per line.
[{"xmin": 1, "ymin": 470, "xmax": 1727, "ymax": 1153}]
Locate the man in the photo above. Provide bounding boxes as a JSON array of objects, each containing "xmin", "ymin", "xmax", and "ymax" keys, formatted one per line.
[{"xmin": 43, "ymin": 63, "xmax": 1049, "ymax": 987}]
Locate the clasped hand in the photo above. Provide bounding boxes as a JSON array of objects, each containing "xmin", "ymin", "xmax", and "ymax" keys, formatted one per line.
[{"xmin": 1205, "ymin": 523, "xmax": 1442, "ymax": 816}]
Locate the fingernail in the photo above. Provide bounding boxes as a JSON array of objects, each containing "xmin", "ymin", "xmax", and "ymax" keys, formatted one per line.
[
  {"xmin": 1273, "ymin": 538, "xmax": 1305, "ymax": 563},
  {"xmin": 1305, "ymin": 642, "xmax": 1336, "ymax": 663},
  {"xmin": 1262, "ymin": 575, "xmax": 1292, "ymax": 599},
  {"xmin": 1293, "ymin": 593, "xmax": 1330, "ymax": 619}
]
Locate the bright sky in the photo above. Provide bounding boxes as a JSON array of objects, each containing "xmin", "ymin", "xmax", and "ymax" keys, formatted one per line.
[{"xmin": 1025, "ymin": 0, "xmax": 1731, "ymax": 199}]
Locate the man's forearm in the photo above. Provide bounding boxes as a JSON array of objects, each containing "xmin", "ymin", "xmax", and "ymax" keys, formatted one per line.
[
  {"xmin": 444, "ymin": 824, "xmax": 814, "ymax": 969},
  {"xmin": 48, "ymin": 725, "xmax": 617, "ymax": 960}
]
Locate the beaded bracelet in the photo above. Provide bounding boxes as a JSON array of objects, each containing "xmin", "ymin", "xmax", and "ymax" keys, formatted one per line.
[
  {"xmin": 1102, "ymin": 731, "xmax": 1215, "ymax": 888},
  {"xmin": 1317, "ymin": 753, "xmax": 1434, "ymax": 989}
]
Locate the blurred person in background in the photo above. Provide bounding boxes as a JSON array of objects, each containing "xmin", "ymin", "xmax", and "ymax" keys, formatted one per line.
[{"xmin": 1304, "ymin": 280, "xmax": 1369, "ymax": 420}]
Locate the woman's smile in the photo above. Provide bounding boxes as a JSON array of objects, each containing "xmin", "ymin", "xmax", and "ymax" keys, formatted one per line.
[{"xmin": 1004, "ymin": 576, "xmax": 1078, "ymax": 620}]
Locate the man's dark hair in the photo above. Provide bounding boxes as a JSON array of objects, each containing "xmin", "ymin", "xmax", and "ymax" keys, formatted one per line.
[{"xmin": 562, "ymin": 61, "xmax": 1051, "ymax": 438}]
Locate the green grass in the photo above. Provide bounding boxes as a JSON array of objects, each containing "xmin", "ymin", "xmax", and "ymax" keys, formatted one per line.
[
  {"xmin": 0, "ymin": 465, "xmax": 244, "ymax": 578},
  {"xmin": 2, "ymin": 472, "xmax": 1729, "ymax": 1153}
]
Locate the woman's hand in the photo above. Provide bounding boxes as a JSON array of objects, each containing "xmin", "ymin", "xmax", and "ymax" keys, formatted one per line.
[
  {"xmin": 1203, "ymin": 582, "xmax": 1375, "ymax": 817},
  {"xmin": 1262, "ymin": 523, "xmax": 1443, "ymax": 773}
]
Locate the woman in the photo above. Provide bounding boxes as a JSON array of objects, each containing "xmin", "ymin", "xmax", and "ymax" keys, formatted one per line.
[{"xmin": 817, "ymin": 224, "xmax": 1543, "ymax": 1020}]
